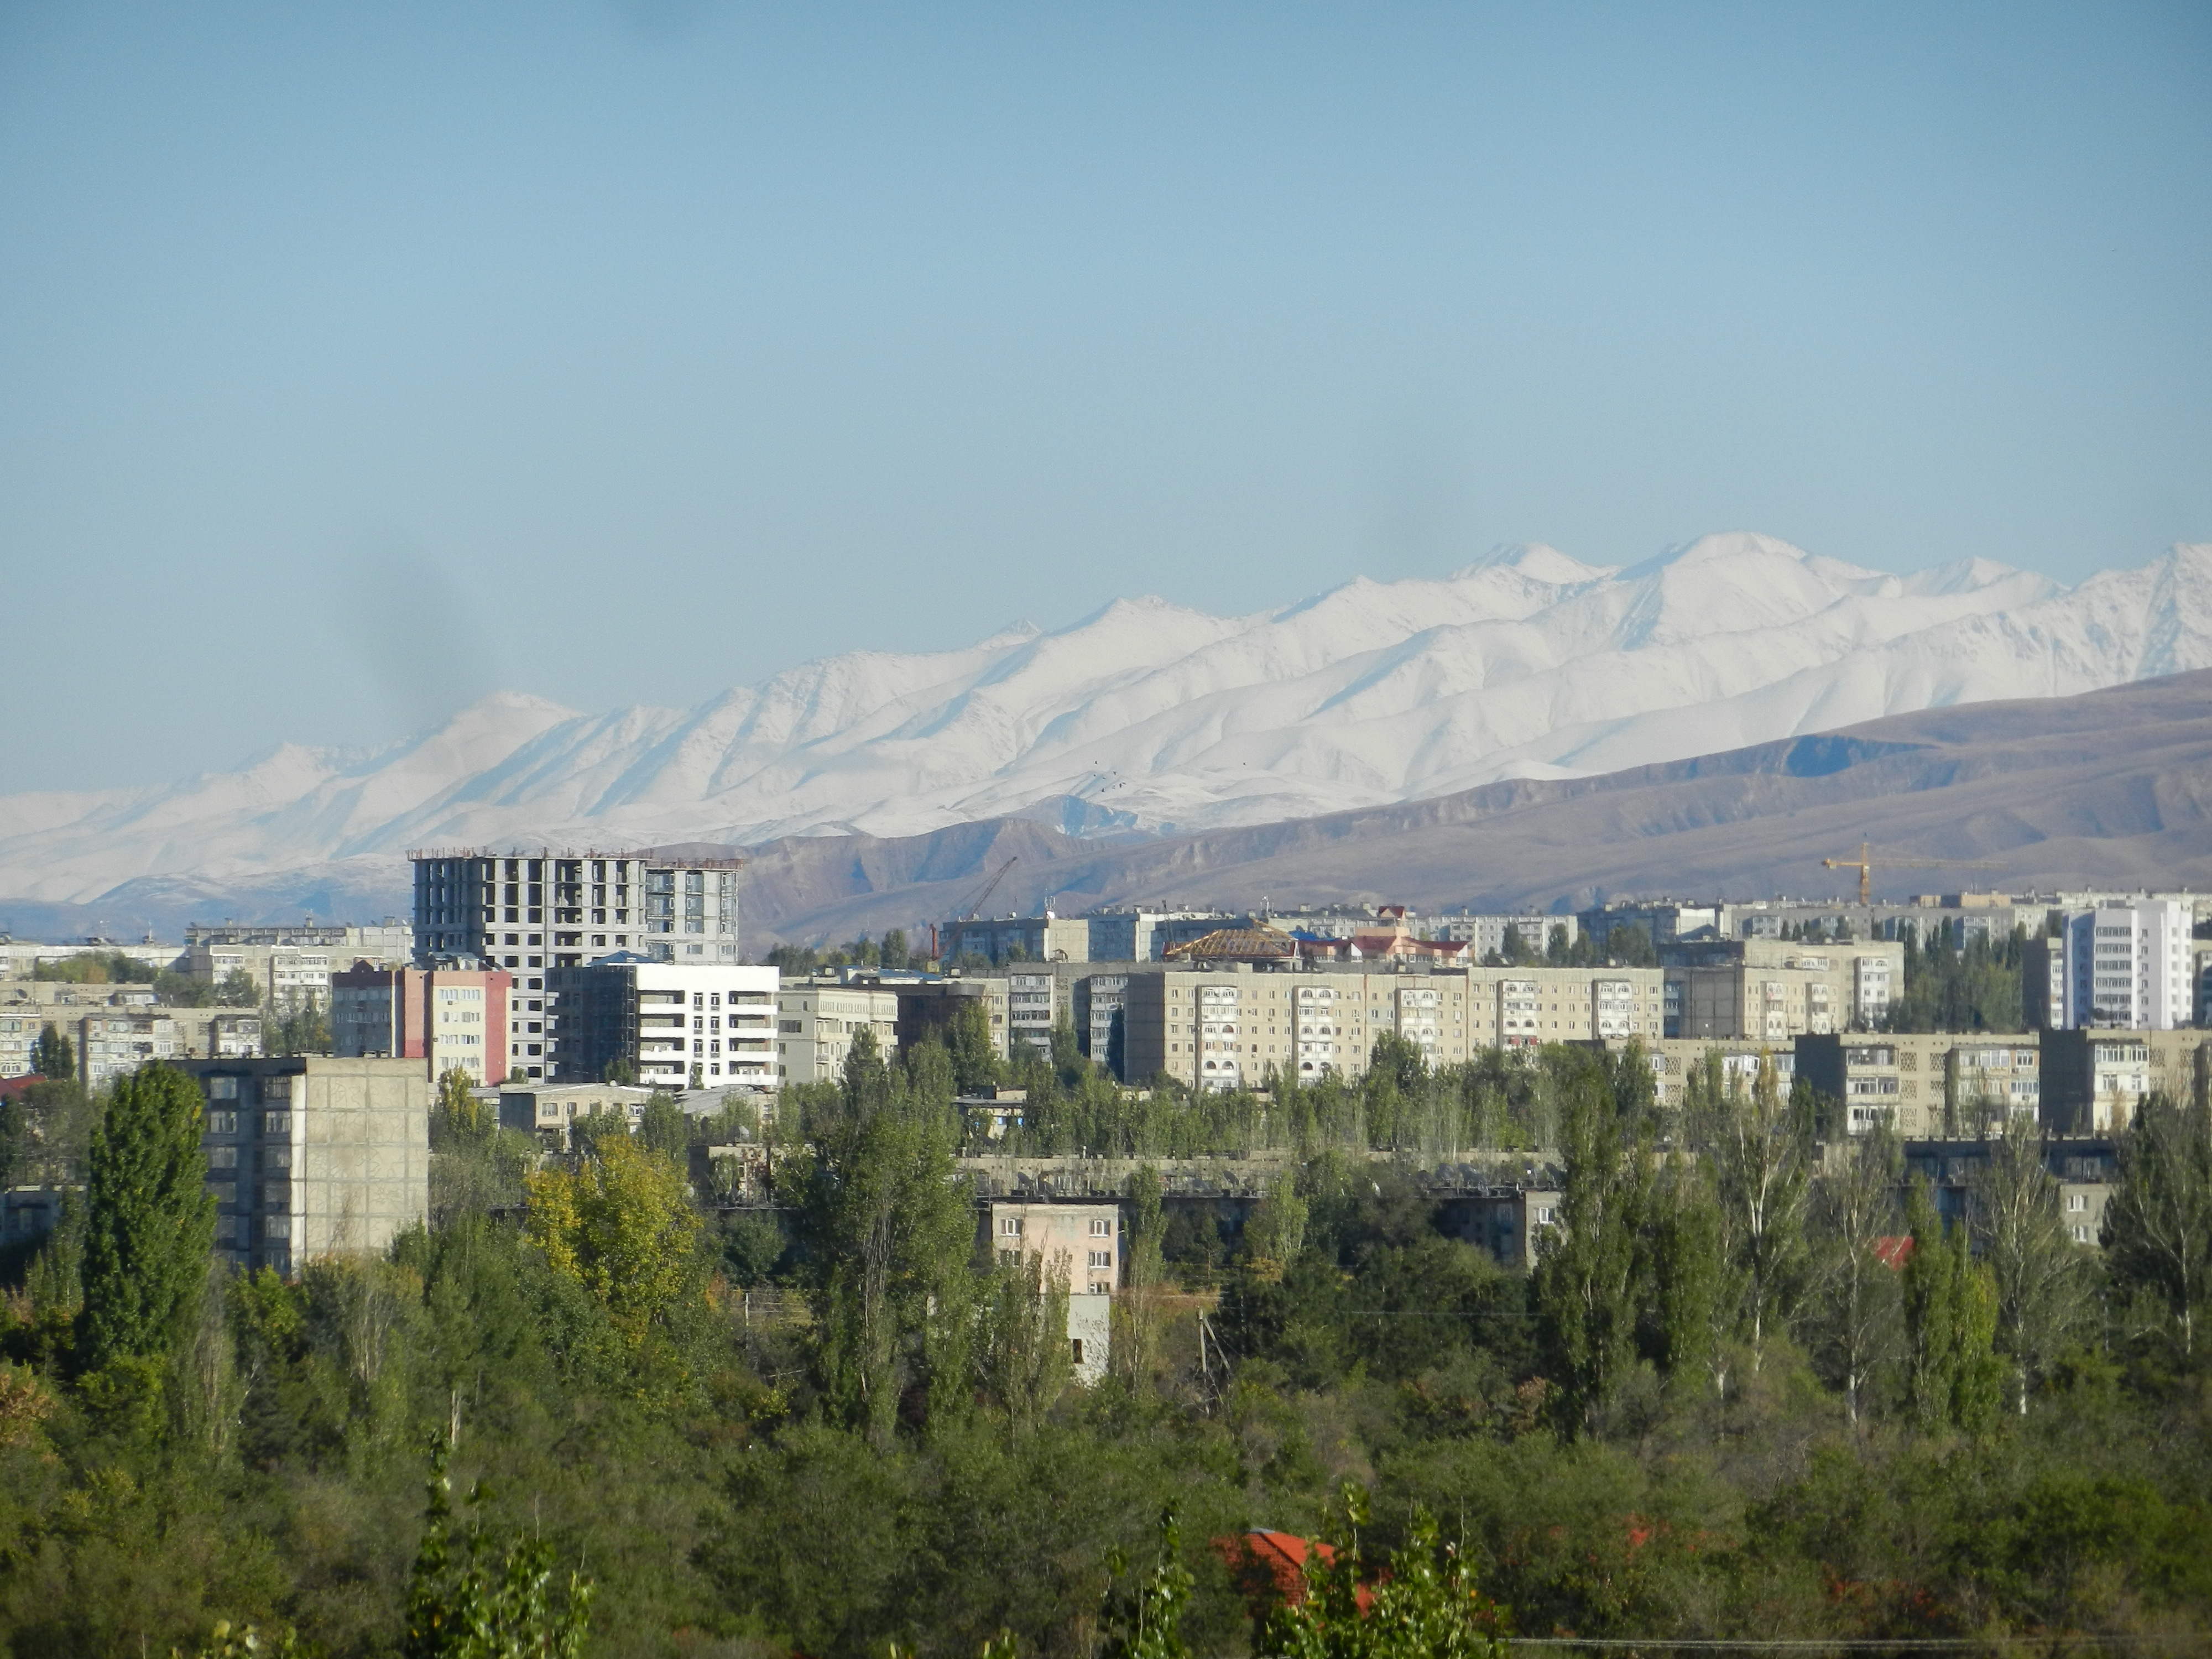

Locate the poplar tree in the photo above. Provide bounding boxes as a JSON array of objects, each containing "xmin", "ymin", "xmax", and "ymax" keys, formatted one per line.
[
  {"xmin": 1808, "ymin": 1121, "xmax": 1904, "ymax": 1425},
  {"xmin": 76, "ymin": 1064, "xmax": 218, "ymax": 1375},
  {"xmin": 31, "ymin": 1023, "xmax": 73, "ymax": 1081},
  {"xmin": 2101, "ymin": 1090, "xmax": 2212, "ymax": 1364},
  {"xmin": 785, "ymin": 1028, "xmax": 978, "ymax": 1444},
  {"xmin": 1970, "ymin": 1113, "xmax": 2091, "ymax": 1413},
  {"xmin": 1534, "ymin": 1050, "xmax": 1655, "ymax": 1434},
  {"xmin": 1901, "ymin": 1180, "xmax": 2002, "ymax": 1434}
]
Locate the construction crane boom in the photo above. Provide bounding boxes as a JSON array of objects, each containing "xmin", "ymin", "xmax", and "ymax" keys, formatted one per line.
[
  {"xmin": 958, "ymin": 857, "xmax": 1019, "ymax": 922},
  {"xmin": 1820, "ymin": 839, "xmax": 2004, "ymax": 906}
]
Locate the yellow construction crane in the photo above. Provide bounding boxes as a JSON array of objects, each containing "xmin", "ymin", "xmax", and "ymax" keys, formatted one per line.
[{"xmin": 1821, "ymin": 839, "xmax": 2005, "ymax": 906}]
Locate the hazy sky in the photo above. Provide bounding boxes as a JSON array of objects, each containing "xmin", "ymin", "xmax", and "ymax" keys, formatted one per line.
[{"xmin": 3, "ymin": 1, "xmax": 2208, "ymax": 792}]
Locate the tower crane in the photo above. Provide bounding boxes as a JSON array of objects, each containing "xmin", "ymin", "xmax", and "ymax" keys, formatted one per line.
[
  {"xmin": 1820, "ymin": 839, "xmax": 2004, "ymax": 907},
  {"xmin": 928, "ymin": 857, "xmax": 1021, "ymax": 963}
]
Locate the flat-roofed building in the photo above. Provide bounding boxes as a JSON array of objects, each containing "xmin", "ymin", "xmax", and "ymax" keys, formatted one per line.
[
  {"xmin": 331, "ymin": 963, "xmax": 513, "ymax": 1087},
  {"xmin": 774, "ymin": 982, "xmax": 900, "ymax": 1083},
  {"xmin": 943, "ymin": 914, "xmax": 1091, "ymax": 966},
  {"xmin": 409, "ymin": 849, "xmax": 747, "ymax": 976},
  {"xmin": 1797, "ymin": 1031, "xmax": 2051, "ymax": 1138},
  {"xmin": 2057, "ymin": 899, "xmax": 2194, "ymax": 1030},
  {"xmin": 182, "ymin": 1056, "xmax": 429, "ymax": 1276},
  {"xmin": 2041, "ymin": 1029, "xmax": 2212, "ymax": 1133},
  {"xmin": 497, "ymin": 1082, "xmax": 658, "ymax": 1147},
  {"xmin": 985, "ymin": 1199, "xmax": 1116, "ymax": 1383},
  {"xmin": 892, "ymin": 978, "xmax": 1011, "ymax": 1063},
  {"xmin": 544, "ymin": 957, "xmax": 777, "ymax": 1089}
]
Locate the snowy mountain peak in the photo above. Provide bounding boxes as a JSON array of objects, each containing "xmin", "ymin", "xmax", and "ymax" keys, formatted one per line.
[{"xmin": 2, "ymin": 534, "xmax": 2206, "ymax": 909}]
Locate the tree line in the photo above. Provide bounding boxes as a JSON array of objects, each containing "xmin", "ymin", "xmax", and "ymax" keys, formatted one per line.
[{"xmin": 1, "ymin": 1032, "xmax": 2210, "ymax": 1655}]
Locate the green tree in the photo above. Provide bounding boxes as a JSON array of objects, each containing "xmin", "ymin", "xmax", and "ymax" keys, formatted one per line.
[
  {"xmin": 784, "ymin": 1028, "xmax": 978, "ymax": 1444},
  {"xmin": 405, "ymin": 1438, "xmax": 593, "ymax": 1658},
  {"xmin": 1645, "ymin": 1154, "xmax": 1728, "ymax": 1395},
  {"xmin": 1258, "ymin": 1487, "xmax": 1508, "ymax": 1659},
  {"xmin": 216, "ymin": 968, "xmax": 260, "ymax": 1007},
  {"xmin": 1098, "ymin": 1509, "xmax": 1195, "ymax": 1659},
  {"xmin": 879, "ymin": 928, "xmax": 911, "ymax": 972},
  {"xmin": 1533, "ymin": 1049, "xmax": 1655, "ymax": 1433},
  {"xmin": 76, "ymin": 1064, "xmax": 219, "ymax": 1379},
  {"xmin": 2101, "ymin": 1089, "xmax": 2212, "ymax": 1365},
  {"xmin": 1901, "ymin": 1180, "xmax": 2002, "ymax": 1434},
  {"xmin": 974, "ymin": 1245, "xmax": 1073, "ymax": 1434},
  {"xmin": 636, "ymin": 1091, "xmax": 689, "ymax": 1160},
  {"xmin": 1970, "ymin": 1113, "xmax": 2092, "ymax": 1412},
  {"xmin": 30, "ymin": 1023, "xmax": 74, "ymax": 1081},
  {"xmin": 1808, "ymin": 1123, "xmax": 1904, "ymax": 1425},
  {"xmin": 1117, "ymin": 1164, "xmax": 1167, "ymax": 1386},
  {"xmin": 946, "ymin": 998, "xmax": 1003, "ymax": 1095},
  {"xmin": 1693, "ymin": 1054, "xmax": 1813, "ymax": 1374},
  {"xmin": 525, "ymin": 1135, "xmax": 702, "ymax": 1352}
]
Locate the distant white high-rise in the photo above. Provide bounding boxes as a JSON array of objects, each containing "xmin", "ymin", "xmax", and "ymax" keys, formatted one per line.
[{"xmin": 2059, "ymin": 899, "xmax": 2193, "ymax": 1030}]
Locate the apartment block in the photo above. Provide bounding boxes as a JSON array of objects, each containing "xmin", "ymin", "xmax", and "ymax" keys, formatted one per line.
[
  {"xmin": 985, "ymin": 1200, "xmax": 1116, "ymax": 1383},
  {"xmin": 1082, "ymin": 910, "xmax": 1232, "ymax": 964},
  {"xmin": 2057, "ymin": 899, "xmax": 2194, "ymax": 1030},
  {"xmin": 1638, "ymin": 1039, "xmax": 1797, "ymax": 1109},
  {"xmin": 0, "ymin": 982, "xmax": 256, "ymax": 1080},
  {"xmin": 2040, "ymin": 1029, "xmax": 2212, "ymax": 1133},
  {"xmin": 410, "ymin": 849, "xmax": 745, "ymax": 971},
  {"xmin": 1006, "ymin": 968, "xmax": 1058, "ymax": 1053},
  {"xmin": 330, "ymin": 963, "xmax": 512, "ymax": 1087},
  {"xmin": 70, "ymin": 1009, "xmax": 264, "ymax": 1088},
  {"xmin": 186, "ymin": 941, "xmax": 340, "ymax": 1013},
  {"xmin": 544, "ymin": 958, "xmax": 778, "ymax": 1088},
  {"xmin": 942, "ymin": 914, "xmax": 1091, "ymax": 966},
  {"xmin": 892, "ymin": 978, "xmax": 1011, "ymax": 1062},
  {"xmin": 1904, "ymin": 1137, "xmax": 2116, "ymax": 1247},
  {"xmin": 182, "ymin": 1056, "xmax": 430, "ymax": 1276},
  {"xmin": 1796, "ymin": 1032, "xmax": 2043, "ymax": 1138},
  {"xmin": 1432, "ymin": 912, "xmax": 1578, "ymax": 957},
  {"xmin": 774, "ymin": 981, "xmax": 900, "ymax": 1083}
]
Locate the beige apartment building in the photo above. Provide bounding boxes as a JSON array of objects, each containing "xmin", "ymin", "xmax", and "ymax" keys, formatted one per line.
[
  {"xmin": 986, "ymin": 1200, "xmax": 1117, "ymax": 1384},
  {"xmin": 1121, "ymin": 964, "xmax": 1666, "ymax": 1089},
  {"xmin": 1796, "ymin": 1032, "xmax": 2046, "ymax": 1139},
  {"xmin": 775, "ymin": 982, "xmax": 900, "ymax": 1083},
  {"xmin": 2041, "ymin": 1029, "xmax": 2212, "ymax": 1133}
]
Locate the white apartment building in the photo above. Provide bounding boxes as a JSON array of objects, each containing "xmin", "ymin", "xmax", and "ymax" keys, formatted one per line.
[
  {"xmin": 544, "ymin": 957, "xmax": 777, "ymax": 1088},
  {"xmin": 2059, "ymin": 899, "xmax": 2193, "ymax": 1030},
  {"xmin": 1433, "ymin": 913, "xmax": 1578, "ymax": 956},
  {"xmin": 775, "ymin": 982, "xmax": 899, "ymax": 1083},
  {"xmin": 410, "ymin": 850, "xmax": 745, "ymax": 971}
]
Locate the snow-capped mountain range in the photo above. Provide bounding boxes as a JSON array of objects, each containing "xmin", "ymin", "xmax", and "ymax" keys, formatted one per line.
[{"xmin": 4, "ymin": 531, "xmax": 2209, "ymax": 912}]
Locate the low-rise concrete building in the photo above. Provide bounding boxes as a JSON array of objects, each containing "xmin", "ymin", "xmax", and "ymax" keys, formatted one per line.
[
  {"xmin": 497, "ymin": 1082, "xmax": 658, "ymax": 1147},
  {"xmin": 985, "ymin": 1199, "xmax": 1117, "ymax": 1384},
  {"xmin": 181, "ymin": 1056, "xmax": 430, "ymax": 1276}
]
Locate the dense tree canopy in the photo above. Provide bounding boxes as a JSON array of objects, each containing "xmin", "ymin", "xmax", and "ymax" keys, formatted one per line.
[{"xmin": 1, "ymin": 1040, "xmax": 2210, "ymax": 1655}]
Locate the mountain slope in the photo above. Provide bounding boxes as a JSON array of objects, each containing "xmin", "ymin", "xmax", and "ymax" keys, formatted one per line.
[
  {"xmin": 2, "ymin": 531, "xmax": 2207, "ymax": 914},
  {"xmin": 733, "ymin": 666, "xmax": 2212, "ymax": 944}
]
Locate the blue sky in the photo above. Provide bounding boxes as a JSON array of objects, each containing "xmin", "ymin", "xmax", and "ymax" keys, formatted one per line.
[{"xmin": 2, "ymin": 1, "xmax": 2207, "ymax": 791}]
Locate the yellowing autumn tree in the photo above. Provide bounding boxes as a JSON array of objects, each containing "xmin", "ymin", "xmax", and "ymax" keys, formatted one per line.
[{"xmin": 526, "ymin": 1137, "xmax": 701, "ymax": 1349}]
